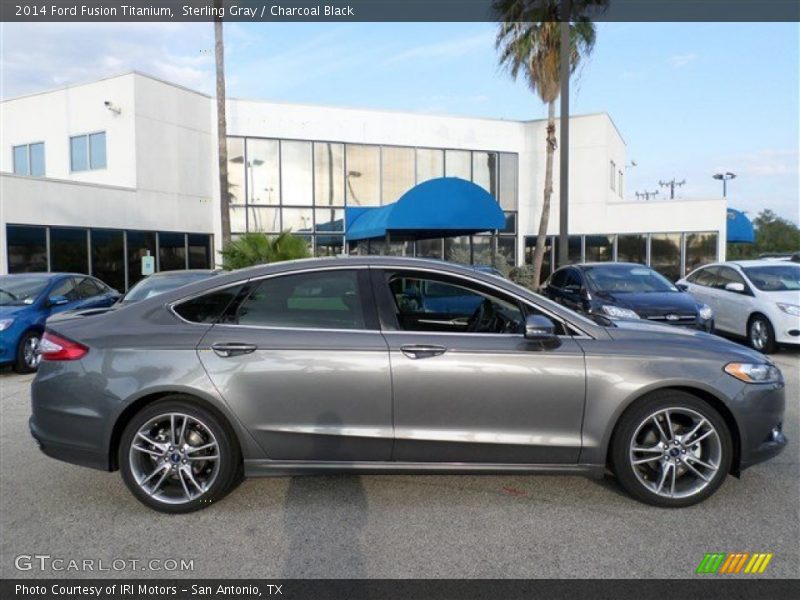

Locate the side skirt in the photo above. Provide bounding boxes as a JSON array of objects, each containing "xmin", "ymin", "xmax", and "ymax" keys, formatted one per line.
[{"xmin": 244, "ymin": 460, "xmax": 605, "ymax": 478}]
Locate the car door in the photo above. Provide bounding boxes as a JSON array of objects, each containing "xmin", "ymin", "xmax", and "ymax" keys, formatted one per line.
[
  {"xmin": 196, "ymin": 267, "xmax": 393, "ymax": 461},
  {"xmin": 373, "ymin": 268, "xmax": 587, "ymax": 464},
  {"xmin": 685, "ymin": 266, "xmax": 720, "ymax": 319},
  {"xmin": 45, "ymin": 277, "xmax": 83, "ymax": 315},
  {"xmin": 713, "ymin": 266, "xmax": 755, "ymax": 336}
]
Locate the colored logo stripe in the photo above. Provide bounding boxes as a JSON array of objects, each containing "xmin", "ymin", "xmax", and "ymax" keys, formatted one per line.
[{"xmin": 697, "ymin": 552, "xmax": 773, "ymax": 574}]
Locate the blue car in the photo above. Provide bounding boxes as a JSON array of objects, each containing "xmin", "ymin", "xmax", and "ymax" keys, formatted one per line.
[{"xmin": 0, "ymin": 273, "xmax": 119, "ymax": 373}]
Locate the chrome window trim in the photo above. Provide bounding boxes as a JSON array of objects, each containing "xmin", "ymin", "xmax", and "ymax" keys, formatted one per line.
[{"xmin": 168, "ymin": 262, "xmax": 595, "ymax": 339}]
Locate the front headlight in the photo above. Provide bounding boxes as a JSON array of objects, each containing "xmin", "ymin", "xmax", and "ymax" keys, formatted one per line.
[
  {"xmin": 698, "ymin": 304, "xmax": 713, "ymax": 321},
  {"xmin": 0, "ymin": 318, "xmax": 14, "ymax": 331},
  {"xmin": 777, "ymin": 303, "xmax": 800, "ymax": 317},
  {"xmin": 724, "ymin": 362, "xmax": 783, "ymax": 384},
  {"xmin": 601, "ymin": 305, "xmax": 640, "ymax": 319}
]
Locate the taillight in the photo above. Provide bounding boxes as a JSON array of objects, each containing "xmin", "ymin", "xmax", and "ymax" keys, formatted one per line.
[{"xmin": 40, "ymin": 331, "xmax": 89, "ymax": 361}]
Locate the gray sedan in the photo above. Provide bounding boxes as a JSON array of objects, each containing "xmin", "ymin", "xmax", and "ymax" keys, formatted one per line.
[{"xmin": 29, "ymin": 257, "xmax": 787, "ymax": 513}]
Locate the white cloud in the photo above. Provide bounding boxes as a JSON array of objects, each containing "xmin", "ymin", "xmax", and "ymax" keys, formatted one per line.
[
  {"xmin": 666, "ymin": 53, "xmax": 697, "ymax": 68},
  {"xmin": 384, "ymin": 31, "xmax": 494, "ymax": 65}
]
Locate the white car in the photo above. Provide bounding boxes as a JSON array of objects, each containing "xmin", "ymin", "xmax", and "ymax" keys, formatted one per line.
[{"xmin": 678, "ymin": 260, "xmax": 800, "ymax": 353}]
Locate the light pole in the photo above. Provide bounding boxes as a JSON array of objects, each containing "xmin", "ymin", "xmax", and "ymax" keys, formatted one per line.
[{"xmin": 713, "ymin": 172, "xmax": 736, "ymax": 197}]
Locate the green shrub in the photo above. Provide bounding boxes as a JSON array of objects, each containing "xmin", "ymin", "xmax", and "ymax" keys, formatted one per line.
[{"xmin": 220, "ymin": 231, "xmax": 311, "ymax": 270}]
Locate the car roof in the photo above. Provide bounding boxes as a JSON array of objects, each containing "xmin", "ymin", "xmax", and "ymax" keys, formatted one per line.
[
  {"xmin": 144, "ymin": 269, "xmax": 220, "ymax": 278},
  {"xmin": 725, "ymin": 260, "xmax": 800, "ymax": 268},
  {"xmin": 570, "ymin": 262, "xmax": 646, "ymax": 269}
]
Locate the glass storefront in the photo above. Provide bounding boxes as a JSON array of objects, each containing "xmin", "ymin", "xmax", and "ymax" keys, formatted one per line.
[
  {"xmin": 617, "ymin": 234, "xmax": 647, "ymax": 264},
  {"xmin": 6, "ymin": 225, "xmax": 212, "ymax": 290},
  {"xmin": 585, "ymin": 235, "xmax": 614, "ymax": 262},
  {"xmin": 685, "ymin": 232, "xmax": 718, "ymax": 275},
  {"xmin": 650, "ymin": 233, "xmax": 682, "ymax": 281},
  {"xmin": 228, "ymin": 137, "xmax": 520, "ymax": 262}
]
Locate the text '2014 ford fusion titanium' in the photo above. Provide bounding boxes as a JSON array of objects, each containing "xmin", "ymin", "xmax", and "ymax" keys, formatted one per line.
[{"xmin": 29, "ymin": 257, "xmax": 786, "ymax": 513}]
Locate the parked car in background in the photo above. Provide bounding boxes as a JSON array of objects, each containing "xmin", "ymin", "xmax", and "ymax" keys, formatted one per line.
[
  {"xmin": 0, "ymin": 273, "xmax": 119, "ymax": 372},
  {"xmin": 543, "ymin": 263, "xmax": 714, "ymax": 331},
  {"xmin": 30, "ymin": 257, "xmax": 785, "ymax": 513},
  {"xmin": 678, "ymin": 260, "xmax": 800, "ymax": 353},
  {"xmin": 759, "ymin": 252, "xmax": 800, "ymax": 263},
  {"xmin": 119, "ymin": 270, "xmax": 221, "ymax": 306}
]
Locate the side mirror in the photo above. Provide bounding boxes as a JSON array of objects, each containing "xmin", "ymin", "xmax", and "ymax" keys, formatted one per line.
[
  {"xmin": 724, "ymin": 282, "xmax": 745, "ymax": 293},
  {"xmin": 48, "ymin": 295, "xmax": 69, "ymax": 307},
  {"xmin": 676, "ymin": 283, "xmax": 688, "ymax": 291},
  {"xmin": 524, "ymin": 314, "xmax": 558, "ymax": 342}
]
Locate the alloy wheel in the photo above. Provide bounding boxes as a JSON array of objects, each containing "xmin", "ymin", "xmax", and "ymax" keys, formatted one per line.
[
  {"xmin": 629, "ymin": 407, "xmax": 722, "ymax": 499},
  {"xmin": 128, "ymin": 413, "xmax": 220, "ymax": 505},
  {"xmin": 24, "ymin": 336, "xmax": 41, "ymax": 369},
  {"xmin": 750, "ymin": 320, "xmax": 768, "ymax": 351}
]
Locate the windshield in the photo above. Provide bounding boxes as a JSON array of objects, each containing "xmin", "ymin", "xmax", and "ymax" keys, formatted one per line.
[
  {"xmin": 122, "ymin": 273, "xmax": 213, "ymax": 304},
  {"xmin": 584, "ymin": 265, "xmax": 678, "ymax": 294},
  {"xmin": 742, "ymin": 265, "xmax": 800, "ymax": 292},
  {"xmin": 0, "ymin": 275, "xmax": 50, "ymax": 306}
]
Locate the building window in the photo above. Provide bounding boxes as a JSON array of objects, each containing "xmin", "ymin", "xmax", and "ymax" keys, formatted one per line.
[
  {"xmin": 554, "ymin": 235, "xmax": 583, "ymax": 267},
  {"xmin": 445, "ymin": 150, "xmax": 471, "ymax": 180},
  {"xmin": 618, "ymin": 170, "xmax": 623, "ymax": 197},
  {"xmin": 650, "ymin": 233, "xmax": 682, "ymax": 282},
  {"xmin": 226, "ymin": 138, "xmax": 246, "ymax": 205},
  {"xmin": 345, "ymin": 144, "xmax": 380, "ymax": 206},
  {"xmin": 6, "ymin": 225, "xmax": 47, "ymax": 273},
  {"xmin": 472, "ymin": 152, "xmax": 497, "ymax": 197},
  {"xmin": 90, "ymin": 229, "xmax": 125, "ymax": 292},
  {"xmin": 610, "ymin": 160, "xmax": 616, "ymax": 191},
  {"xmin": 524, "ymin": 236, "xmax": 554, "ymax": 281},
  {"xmin": 50, "ymin": 227, "xmax": 89, "ymax": 273},
  {"xmin": 415, "ymin": 238, "xmax": 443, "ymax": 259},
  {"xmin": 314, "ymin": 142, "xmax": 344, "ymax": 207},
  {"xmin": 617, "ymin": 234, "xmax": 647, "ymax": 264},
  {"xmin": 158, "ymin": 232, "xmax": 186, "ymax": 271},
  {"xmin": 280, "ymin": 140, "xmax": 312, "ymax": 206},
  {"xmin": 585, "ymin": 235, "xmax": 614, "ymax": 262},
  {"xmin": 127, "ymin": 231, "xmax": 157, "ymax": 287},
  {"xmin": 245, "ymin": 138, "xmax": 280, "ymax": 205},
  {"xmin": 685, "ymin": 231, "xmax": 718, "ymax": 276},
  {"xmin": 188, "ymin": 234, "xmax": 212, "ymax": 269},
  {"xmin": 13, "ymin": 142, "xmax": 45, "ymax": 176},
  {"xmin": 381, "ymin": 146, "xmax": 415, "ymax": 204},
  {"xmin": 498, "ymin": 153, "xmax": 518, "ymax": 210},
  {"xmin": 416, "ymin": 148, "xmax": 444, "ymax": 184},
  {"xmin": 70, "ymin": 132, "xmax": 106, "ymax": 171}
]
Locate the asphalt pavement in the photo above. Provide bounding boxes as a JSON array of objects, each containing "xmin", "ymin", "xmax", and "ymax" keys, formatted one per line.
[{"xmin": 1, "ymin": 348, "xmax": 797, "ymax": 579}]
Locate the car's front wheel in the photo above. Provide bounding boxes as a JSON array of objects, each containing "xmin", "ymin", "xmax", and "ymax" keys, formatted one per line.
[
  {"xmin": 14, "ymin": 330, "xmax": 41, "ymax": 373},
  {"xmin": 119, "ymin": 397, "xmax": 241, "ymax": 513},
  {"xmin": 611, "ymin": 391, "xmax": 733, "ymax": 508}
]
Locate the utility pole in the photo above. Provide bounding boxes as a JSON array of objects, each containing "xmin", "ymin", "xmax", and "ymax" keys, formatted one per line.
[
  {"xmin": 658, "ymin": 178, "xmax": 686, "ymax": 199},
  {"xmin": 635, "ymin": 190, "xmax": 659, "ymax": 201}
]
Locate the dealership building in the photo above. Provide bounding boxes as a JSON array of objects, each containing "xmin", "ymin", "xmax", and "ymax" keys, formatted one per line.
[{"xmin": 1, "ymin": 72, "xmax": 727, "ymax": 291}]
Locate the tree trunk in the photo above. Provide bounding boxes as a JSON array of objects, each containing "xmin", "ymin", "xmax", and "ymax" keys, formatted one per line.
[
  {"xmin": 531, "ymin": 100, "xmax": 557, "ymax": 289},
  {"xmin": 215, "ymin": 12, "xmax": 231, "ymax": 254}
]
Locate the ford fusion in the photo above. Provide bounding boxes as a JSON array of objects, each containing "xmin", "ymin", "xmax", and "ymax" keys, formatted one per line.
[{"xmin": 29, "ymin": 258, "xmax": 786, "ymax": 513}]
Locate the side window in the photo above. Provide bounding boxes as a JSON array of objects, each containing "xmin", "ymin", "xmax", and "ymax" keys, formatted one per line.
[
  {"xmin": 692, "ymin": 267, "xmax": 719, "ymax": 287},
  {"xmin": 550, "ymin": 269, "xmax": 567, "ymax": 288},
  {"xmin": 388, "ymin": 272, "xmax": 527, "ymax": 334},
  {"xmin": 76, "ymin": 277, "xmax": 104, "ymax": 298},
  {"xmin": 715, "ymin": 267, "xmax": 745, "ymax": 290},
  {"xmin": 562, "ymin": 269, "xmax": 583, "ymax": 290},
  {"xmin": 235, "ymin": 270, "xmax": 366, "ymax": 330},
  {"xmin": 174, "ymin": 285, "xmax": 244, "ymax": 324},
  {"xmin": 49, "ymin": 278, "xmax": 80, "ymax": 302}
]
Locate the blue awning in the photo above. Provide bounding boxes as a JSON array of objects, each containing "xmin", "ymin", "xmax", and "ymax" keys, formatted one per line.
[
  {"xmin": 345, "ymin": 177, "xmax": 505, "ymax": 242},
  {"xmin": 727, "ymin": 208, "xmax": 755, "ymax": 243}
]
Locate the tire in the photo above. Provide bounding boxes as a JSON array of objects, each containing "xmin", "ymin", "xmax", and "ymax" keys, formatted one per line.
[
  {"xmin": 748, "ymin": 314, "xmax": 777, "ymax": 354},
  {"xmin": 119, "ymin": 397, "xmax": 241, "ymax": 513},
  {"xmin": 13, "ymin": 330, "xmax": 41, "ymax": 374},
  {"xmin": 610, "ymin": 391, "xmax": 733, "ymax": 508}
]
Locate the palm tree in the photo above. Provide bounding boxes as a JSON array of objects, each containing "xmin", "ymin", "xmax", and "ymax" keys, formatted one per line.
[
  {"xmin": 214, "ymin": 4, "xmax": 232, "ymax": 253},
  {"xmin": 494, "ymin": 1, "xmax": 600, "ymax": 288},
  {"xmin": 219, "ymin": 231, "xmax": 312, "ymax": 270}
]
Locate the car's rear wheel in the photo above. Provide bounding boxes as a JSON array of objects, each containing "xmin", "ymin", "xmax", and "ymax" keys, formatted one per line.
[
  {"xmin": 14, "ymin": 330, "xmax": 41, "ymax": 373},
  {"xmin": 611, "ymin": 391, "xmax": 733, "ymax": 508},
  {"xmin": 748, "ymin": 314, "xmax": 777, "ymax": 354},
  {"xmin": 119, "ymin": 397, "xmax": 241, "ymax": 513}
]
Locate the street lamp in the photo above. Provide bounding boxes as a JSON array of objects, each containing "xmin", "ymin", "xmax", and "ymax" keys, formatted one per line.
[{"xmin": 713, "ymin": 172, "xmax": 736, "ymax": 197}]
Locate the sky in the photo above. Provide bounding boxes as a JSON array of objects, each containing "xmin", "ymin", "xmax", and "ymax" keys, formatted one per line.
[{"xmin": 1, "ymin": 21, "xmax": 798, "ymax": 223}]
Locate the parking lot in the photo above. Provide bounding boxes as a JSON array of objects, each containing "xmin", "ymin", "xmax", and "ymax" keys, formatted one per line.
[{"xmin": 1, "ymin": 348, "xmax": 797, "ymax": 580}]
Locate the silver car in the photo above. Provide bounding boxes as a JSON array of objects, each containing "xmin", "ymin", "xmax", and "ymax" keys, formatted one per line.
[{"xmin": 30, "ymin": 257, "xmax": 786, "ymax": 513}]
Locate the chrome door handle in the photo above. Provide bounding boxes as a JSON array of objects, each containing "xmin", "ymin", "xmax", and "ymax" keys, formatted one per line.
[
  {"xmin": 400, "ymin": 344, "xmax": 447, "ymax": 359},
  {"xmin": 211, "ymin": 342, "xmax": 257, "ymax": 357}
]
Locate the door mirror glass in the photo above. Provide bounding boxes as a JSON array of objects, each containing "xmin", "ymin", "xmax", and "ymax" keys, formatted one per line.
[
  {"xmin": 524, "ymin": 314, "xmax": 558, "ymax": 341},
  {"xmin": 724, "ymin": 282, "xmax": 745, "ymax": 293},
  {"xmin": 48, "ymin": 295, "xmax": 69, "ymax": 306}
]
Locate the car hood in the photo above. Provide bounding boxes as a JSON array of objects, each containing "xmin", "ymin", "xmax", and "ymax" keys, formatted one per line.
[
  {"xmin": 594, "ymin": 290, "xmax": 700, "ymax": 313},
  {"xmin": 0, "ymin": 304, "xmax": 34, "ymax": 318},
  {"xmin": 754, "ymin": 289, "xmax": 800, "ymax": 304},
  {"xmin": 606, "ymin": 318, "xmax": 768, "ymax": 363}
]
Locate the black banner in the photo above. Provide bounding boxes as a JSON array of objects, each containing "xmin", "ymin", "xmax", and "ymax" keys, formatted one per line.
[
  {"xmin": 2, "ymin": 0, "xmax": 799, "ymax": 23},
  {"xmin": 2, "ymin": 579, "xmax": 799, "ymax": 600}
]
